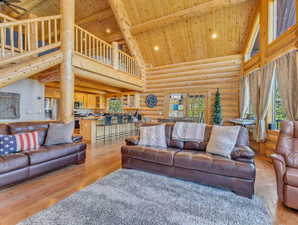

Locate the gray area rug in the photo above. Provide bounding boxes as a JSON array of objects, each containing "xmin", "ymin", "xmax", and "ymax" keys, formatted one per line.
[{"xmin": 19, "ymin": 169, "xmax": 272, "ymax": 225}]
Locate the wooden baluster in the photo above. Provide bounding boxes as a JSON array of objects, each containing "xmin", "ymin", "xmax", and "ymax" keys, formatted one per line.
[
  {"xmin": 88, "ymin": 34, "xmax": 91, "ymax": 57},
  {"xmin": 41, "ymin": 20, "xmax": 45, "ymax": 47},
  {"xmin": 80, "ymin": 28, "xmax": 83, "ymax": 54},
  {"xmin": 48, "ymin": 19, "xmax": 52, "ymax": 45},
  {"xmin": 1, "ymin": 27, "xmax": 5, "ymax": 58},
  {"xmin": 54, "ymin": 19, "xmax": 58, "ymax": 43},
  {"xmin": 96, "ymin": 40, "xmax": 99, "ymax": 61},
  {"xmin": 92, "ymin": 37, "xmax": 95, "ymax": 58},
  {"xmin": 75, "ymin": 26, "xmax": 78, "ymax": 52},
  {"xmin": 35, "ymin": 21, "xmax": 38, "ymax": 49},
  {"xmin": 18, "ymin": 25, "xmax": 23, "ymax": 53},
  {"xmin": 27, "ymin": 23, "xmax": 31, "ymax": 51},
  {"xmin": 10, "ymin": 25, "xmax": 15, "ymax": 56}
]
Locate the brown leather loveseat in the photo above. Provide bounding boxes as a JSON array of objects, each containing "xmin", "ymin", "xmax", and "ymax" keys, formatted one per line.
[
  {"xmin": 122, "ymin": 124, "xmax": 256, "ymax": 198},
  {"xmin": 0, "ymin": 121, "xmax": 86, "ymax": 187},
  {"xmin": 271, "ymin": 121, "xmax": 298, "ymax": 209}
]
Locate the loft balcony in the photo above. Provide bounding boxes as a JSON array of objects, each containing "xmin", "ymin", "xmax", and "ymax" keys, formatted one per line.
[{"xmin": 0, "ymin": 13, "xmax": 144, "ymax": 91}]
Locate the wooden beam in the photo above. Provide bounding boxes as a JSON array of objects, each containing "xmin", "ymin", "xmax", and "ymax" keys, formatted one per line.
[
  {"xmin": 130, "ymin": 0, "xmax": 247, "ymax": 35},
  {"xmin": 76, "ymin": 8, "xmax": 114, "ymax": 25},
  {"xmin": 46, "ymin": 82, "xmax": 106, "ymax": 95},
  {"xmin": 242, "ymin": 5, "xmax": 260, "ymax": 58},
  {"xmin": 74, "ymin": 78, "xmax": 122, "ymax": 93},
  {"xmin": 60, "ymin": 0, "xmax": 75, "ymax": 123},
  {"xmin": 0, "ymin": 51, "xmax": 63, "ymax": 88},
  {"xmin": 108, "ymin": 0, "xmax": 146, "ymax": 80},
  {"xmin": 259, "ymin": 0, "xmax": 269, "ymax": 66}
]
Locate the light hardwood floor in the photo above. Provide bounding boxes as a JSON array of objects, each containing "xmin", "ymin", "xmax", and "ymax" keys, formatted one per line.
[{"xmin": 0, "ymin": 141, "xmax": 297, "ymax": 225}]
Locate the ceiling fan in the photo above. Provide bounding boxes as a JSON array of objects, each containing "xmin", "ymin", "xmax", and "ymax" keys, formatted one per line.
[{"xmin": 0, "ymin": 0, "xmax": 27, "ymax": 15}]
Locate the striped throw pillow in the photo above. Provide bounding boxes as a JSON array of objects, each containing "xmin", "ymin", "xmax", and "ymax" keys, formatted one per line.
[
  {"xmin": 0, "ymin": 132, "xmax": 40, "ymax": 155},
  {"xmin": 15, "ymin": 131, "xmax": 40, "ymax": 152}
]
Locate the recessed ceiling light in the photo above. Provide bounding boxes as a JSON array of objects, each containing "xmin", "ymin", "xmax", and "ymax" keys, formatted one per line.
[
  {"xmin": 211, "ymin": 33, "xmax": 218, "ymax": 39},
  {"xmin": 106, "ymin": 28, "xmax": 111, "ymax": 34},
  {"xmin": 154, "ymin": 45, "xmax": 159, "ymax": 51}
]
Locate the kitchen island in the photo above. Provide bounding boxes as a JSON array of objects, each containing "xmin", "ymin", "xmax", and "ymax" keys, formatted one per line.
[{"xmin": 80, "ymin": 117, "xmax": 138, "ymax": 143}]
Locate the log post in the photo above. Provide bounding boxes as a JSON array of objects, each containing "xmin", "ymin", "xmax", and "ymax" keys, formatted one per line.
[
  {"xmin": 112, "ymin": 41, "xmax": 119, "ymax": 70},
  {"xmin": 59, "ymin": 0, "xmax": 75, "ymax": 122}
]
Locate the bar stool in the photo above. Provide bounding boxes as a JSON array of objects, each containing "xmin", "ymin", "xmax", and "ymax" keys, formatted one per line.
[
  {"xmin": 117, "ymin": 114, "xmax": 124, "ymax": 137},
  {"xmin": 104, "ymin": 115, "xmax": 113, "ymax": 143}
]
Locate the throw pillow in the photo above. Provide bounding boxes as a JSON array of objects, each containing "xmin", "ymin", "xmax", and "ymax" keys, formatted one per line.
[
  {"xmin": 44, "ymin": 121, "xmax": 74, "ymax": 146},
  {"xmin": 139, "ymin": 124, "xmax": 167, "ymax": 148},
  {"xmin": 0, "ymin": 131, "xmax": 40, "ymax": 155},
  {"xmin": 206, "ymin": 125, "xmax": 241, "ymax": 158}
]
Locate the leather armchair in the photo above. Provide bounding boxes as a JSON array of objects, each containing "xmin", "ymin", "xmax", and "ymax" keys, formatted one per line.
[{"xmin": 271, "ymin": 121, "xmax": 298, "ymax": 209}]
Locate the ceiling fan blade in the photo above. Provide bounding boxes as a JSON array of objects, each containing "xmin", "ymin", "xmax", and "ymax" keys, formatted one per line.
[
  {"xmin": 7, "ymin": 3, "xmax": 27, "ymax": 12},
  {"xmin": 7, "ymin": 0, "xmax": 22, "ymax": 3}
]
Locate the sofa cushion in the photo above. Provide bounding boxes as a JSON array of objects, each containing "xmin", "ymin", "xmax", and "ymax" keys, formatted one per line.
[
  {"xmin": 285, "ymin": 168, "xmax": 298, "ymax": 187},
  {"xmin": 174, "ymin": 151, "xmax": 255, "ymax": 179},
  {"xmin": 0, "ymin": 124, "xmax": 8, "ymax": 135},
  {"xmin": 139, "ymin": 124, "xmax": 167, "ymax": 148},
  {"xmin": 8, "ymin": 122, "xmax": 49, "ymax": 145},
  {"xmin": 121, "ymin": 145, "xmax": 180, "ymax": 166},
  {"xmin": 27, "ymin": 143, "xmax": 86, "ymax": 165},
  {"xmin": 184, "ymin": 141, "xmax": 208, "ymax": 151},
  {"xmin": 165, "ymin": 125, "xmax": 184, "ymax": 149},
  {"xmin": 45, "ymin": 122, "xmax": 74, "ymax": 146},
  {"xmin": 0, "ymin": 153, "xmax": 29, "ymax": 174},
  {"xmin": 206, "ymin": 126, "xmax": 241, "ymax": 158}
]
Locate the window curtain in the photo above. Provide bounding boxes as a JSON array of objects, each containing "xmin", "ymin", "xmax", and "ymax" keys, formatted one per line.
[
  {"xmin": 247, "ymin": 70, "xmax": 260, "ymax": 140},
  {"xmin": 275, "ymin": 51, "xmax": 298, "ymax": 121},
  {"xmin": 257, "ymin": 62, "xmax": 276, "ymax": 141},
  {"xmin": 240, "ymin": 76, "xmax": 250, "ymax": 118}
]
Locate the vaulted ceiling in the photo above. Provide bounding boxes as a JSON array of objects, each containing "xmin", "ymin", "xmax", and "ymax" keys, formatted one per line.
[
  {"xmin": 122, "ymin": 0, "xmax": 257, "ymax": 66},
  {"xmin": 2, "ymin": 0, "xmax": 257, "ymax": 67}
]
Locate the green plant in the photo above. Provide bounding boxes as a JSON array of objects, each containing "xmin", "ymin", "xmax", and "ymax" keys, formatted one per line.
[{"xmin": 213, "ymin": 89, "xmax": 222, "ymax": 125}]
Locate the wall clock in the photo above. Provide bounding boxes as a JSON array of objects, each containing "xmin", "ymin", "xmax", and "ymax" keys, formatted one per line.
[{"xmin": 145, "ymin": 94, "xmax": 158, "ymax": 108}]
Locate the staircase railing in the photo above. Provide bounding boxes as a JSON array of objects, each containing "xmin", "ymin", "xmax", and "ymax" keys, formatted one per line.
[{"xmin": 0, "ymin": 15, "xmax": 61, "ymax": 66}]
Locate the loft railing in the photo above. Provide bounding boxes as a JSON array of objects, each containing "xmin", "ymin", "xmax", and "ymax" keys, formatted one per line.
[
  {"xmin": 74, "ymin": 24, "xmax": 113, "ymax": 66},
  {"xmin": 74, "ymin": 24, "xmax": 141, "ymax": 77},
  {"xmin": 0, "ymin": 15, "xmax": 61, "ymax": 66}
]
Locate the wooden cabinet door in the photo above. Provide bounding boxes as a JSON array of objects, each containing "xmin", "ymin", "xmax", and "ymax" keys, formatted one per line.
[{"xmin": 87, "ymin": 94, "xmax": 96, "ymax": 109}]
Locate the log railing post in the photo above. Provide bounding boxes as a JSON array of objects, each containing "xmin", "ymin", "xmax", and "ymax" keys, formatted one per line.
[
  {"xmin": 112, "ymin": 41, "xmax": 119, "ymax": 70},
  {"xmin": 59, "ymin": 0, "xmax": 75, "ymax": 122}
]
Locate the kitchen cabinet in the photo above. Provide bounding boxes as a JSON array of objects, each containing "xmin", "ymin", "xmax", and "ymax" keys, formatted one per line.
[{"xmin": 122, "ymin": 92, "xmax": 140, "ymax": 109}]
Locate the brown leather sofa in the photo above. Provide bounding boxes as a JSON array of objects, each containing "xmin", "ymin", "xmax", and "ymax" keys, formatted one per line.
[
  {"xmin": 122, "ymin": 124, "xmax": 256, "ymax": 198},
  {"xmin": 271, "ymin": 121, "xmax": 298, "ymax": 209},
  {"xmin": 0, "ymin": 121, "xmax": 86, "ymax": 187}
]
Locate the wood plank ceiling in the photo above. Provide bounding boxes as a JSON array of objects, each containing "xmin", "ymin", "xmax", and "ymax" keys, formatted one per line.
[
  {"xmin": 6, "ymin": 0, "xmax": 257, "ymax": 67},
  {"xmin": 123, "ymin": 0, "xmax": 257, "ymax": 66}
]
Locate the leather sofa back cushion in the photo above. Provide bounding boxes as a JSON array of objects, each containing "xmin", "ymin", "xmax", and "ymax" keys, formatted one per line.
[
  {"xmin": 8, "ymin": 123, "xmax": 49, "ymax": 145},
  {"xmin": 0, "ymin": 125, "xmax": 8, "ymax": 135}
]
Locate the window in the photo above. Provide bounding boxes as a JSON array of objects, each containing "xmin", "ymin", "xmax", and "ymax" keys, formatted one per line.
[
  {"xmin": 269, "ymin": 0, "xmax": 296, "ymax": 42},
  {"xmin": 187, "ymin": 95, "xmax": 206, "ymax": 123},
  {"xmin": 168, "ymin": 94, "xmax": 184, "ymax": 118},
  {"xmin": 272, "ymin": 80, "xmax": 287, "ymax": 129},
  {"xmin": 244, "ymin": 14, "xmax": 260, "ymax": 61},
  {"xmin": 109, "ymin": 98, "xmax": 122, "ymax": 113}
]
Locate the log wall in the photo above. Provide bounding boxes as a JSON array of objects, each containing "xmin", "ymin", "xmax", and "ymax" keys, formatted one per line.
[{"xmin": 141, "ymin": 54, "xmax": 242, "ymax": 123}]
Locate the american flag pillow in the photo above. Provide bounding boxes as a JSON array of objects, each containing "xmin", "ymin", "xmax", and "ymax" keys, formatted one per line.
[{"xmin": 0, "ymin": 132, "xmax": 40, "ymax": 155}]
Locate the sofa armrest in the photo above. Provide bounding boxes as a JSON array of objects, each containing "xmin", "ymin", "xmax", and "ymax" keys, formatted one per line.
[
  {"xmin": 125, "ymin": 136, "xmax": 140, "ymax": 146},
  {"xmin": 72, "ymin": 135, "xmax": 83, "ymax": 143},
  {"xmin": 271, "ymin": 153, "xmax": 286, "ymax": 202},
  {"xmin": 231, "ymin": 146, "xmax": 255, "ymax": 161}
]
